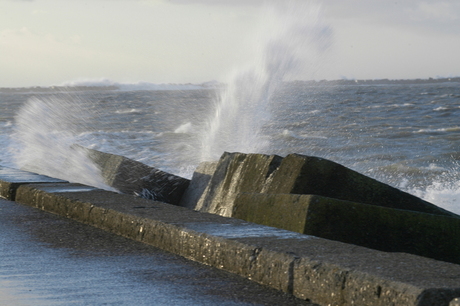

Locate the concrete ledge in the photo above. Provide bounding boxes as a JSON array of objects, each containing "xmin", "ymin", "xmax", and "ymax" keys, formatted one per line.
[
  {"xmin": 3, "ymin": 177, "xmax": 459, "ymax": 305},
  {"xmin": 0, "ymin": 166, "xmax": 67, "ymax": 200}
]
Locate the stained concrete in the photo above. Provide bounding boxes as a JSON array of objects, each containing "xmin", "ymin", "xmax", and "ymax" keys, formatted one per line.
[
  {"xmin": 192, "ymin": 152, "xmax": 282, "ymax": 217},
  {"xmin": 1, "ymin": 179, "xmax": 457, "ymax": 305}
]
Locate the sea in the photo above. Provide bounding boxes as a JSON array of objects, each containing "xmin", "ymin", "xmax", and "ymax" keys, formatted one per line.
[
  {"xmin": 1, "ymin": 2, "xmax": 459, "ymax": 215},
  {"xmin": 1, "ymin": 79, "xmax": 460, "ymax": 215}
]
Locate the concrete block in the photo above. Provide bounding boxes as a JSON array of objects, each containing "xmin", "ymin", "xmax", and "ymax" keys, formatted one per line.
[
  {"xmin": 0, "ymin": 166, "xmax": 67, "ymax": 200},
  {"xmin": 193, "ymin": 152, "xmax": 282, "ymax": 216},
  {"xmin": 80, "ymin": 147, "xmax": 190, "ymax": 205},
  {"xmin": 179, "ymin": 161, "xmax": 217, "ymax": 209},
  {"xmin": 262, "ymin": 153, "xmax": 458, "ymax": 217},
  {"xmin": 233, "ymin": 193, "xmax": 460, "ymax": 264}
]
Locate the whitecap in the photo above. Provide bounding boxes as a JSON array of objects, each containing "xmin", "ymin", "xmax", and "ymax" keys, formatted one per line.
[
  {"xmin": 174, "ymin": 122, "xmax": 193, "ymax": 134},
  {"xmin": 415, "ymin": 127, "xmax": 460, "ymax": 133},
  {"xmin": 115, "ymin": 108, "xmax": 142, "ymax": 114}
]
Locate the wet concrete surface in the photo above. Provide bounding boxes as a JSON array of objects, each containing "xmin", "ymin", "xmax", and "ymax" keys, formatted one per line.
[{"xmin": 0, "ymin": 199, "xmax": 312, "ymax": 306}]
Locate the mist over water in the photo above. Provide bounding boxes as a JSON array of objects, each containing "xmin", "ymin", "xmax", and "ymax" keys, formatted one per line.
[{"xmin": 199, "ymin": 2, "xmax": 331, "ymax": 161}]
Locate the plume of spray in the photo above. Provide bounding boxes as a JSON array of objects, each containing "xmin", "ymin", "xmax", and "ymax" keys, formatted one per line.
[
  {"xmin": 199, "ymin": 1, "xmax": 332, "ymax": 161},
  {"xmin": 10, "ymin": 96, "xmax": 114, "ymax": 191}
]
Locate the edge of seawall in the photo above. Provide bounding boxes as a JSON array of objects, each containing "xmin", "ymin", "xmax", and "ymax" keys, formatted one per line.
[{"xmin": 1, "ymin": 166, "xmax": 460, "ymax": 306}]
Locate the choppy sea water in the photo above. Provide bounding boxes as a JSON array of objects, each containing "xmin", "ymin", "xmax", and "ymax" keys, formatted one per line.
[{"xmin": 1, "ymin": 81, "xmax": 460, "ymax": 213}]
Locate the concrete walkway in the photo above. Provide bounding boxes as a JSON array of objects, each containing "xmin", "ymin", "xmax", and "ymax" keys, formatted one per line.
[{"xmin": 1, "ymin": 166, "xmax": 460, "ymax": 305}]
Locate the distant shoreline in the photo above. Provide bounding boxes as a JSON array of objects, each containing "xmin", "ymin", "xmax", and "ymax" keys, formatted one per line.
[{"xmin": 1, "ymin": 77, "xmax": 459, "ymax": 93}]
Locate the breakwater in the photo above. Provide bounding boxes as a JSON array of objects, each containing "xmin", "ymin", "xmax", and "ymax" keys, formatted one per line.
[{"xmin": 1, "ymin": 149, "xmax": 460, "ymax": 305}]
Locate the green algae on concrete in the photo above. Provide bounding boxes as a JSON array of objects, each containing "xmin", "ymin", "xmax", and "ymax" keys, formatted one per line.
[
  {"xmin": 234, "ymin": 193, "xmax": 460, "ymax": 264},
  {"xmin": 262, "ymin": 153, "xmax": 458, "ymax": 218}
]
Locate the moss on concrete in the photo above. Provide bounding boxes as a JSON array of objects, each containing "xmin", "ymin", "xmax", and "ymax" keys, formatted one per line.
[
  {"xmin": 262, "ymin": 154, "xmax": 458, "ymax": 218},
  {"xmin": 234, "ymin": 193, "xmax": 460, "ymax": 264}
]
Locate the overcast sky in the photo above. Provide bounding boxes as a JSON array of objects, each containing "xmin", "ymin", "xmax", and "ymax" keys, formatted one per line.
[{"xmin": 1, "ymin": 0, "xmax": 459, "ymax": 87}]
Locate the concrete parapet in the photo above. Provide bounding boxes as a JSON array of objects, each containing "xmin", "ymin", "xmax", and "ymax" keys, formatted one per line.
[
  {"xmin": 4, "ymin": 179, "xmax": 460, "ymax": 305},
  {"xmin": 184, "ymin": 152, "xmax": 457, "ymax": 219},
  {"xmin": 80, "ymin": 147, "xmax": 190, "ymax": 205},
  {"xmin": 233, "ymin": 193, "xmax": 460, "ymax": 264},
  {"xmin": 263, "ymin": 153, "xmax": 457, "ymax": 217}
]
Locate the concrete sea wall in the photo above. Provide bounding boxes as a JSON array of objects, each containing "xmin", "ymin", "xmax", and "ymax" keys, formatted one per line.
[
  {"xmin": 182, "ymin": 152, "xmax": 460, "ymax": 264},
  {"xmin": 1, "ymin": 149, "xmax": 460, "ymax": 305}
]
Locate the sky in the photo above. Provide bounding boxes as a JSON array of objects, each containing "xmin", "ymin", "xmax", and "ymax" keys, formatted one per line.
[{"xmin": 1, "ymin": 0, "xmax": 460, "ymax": 87}]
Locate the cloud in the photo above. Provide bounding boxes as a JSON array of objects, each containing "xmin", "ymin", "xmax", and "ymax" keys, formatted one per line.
[
  {"xmin": 409, "ymin": 2, "xmax": 460, "ymax": 21},
  {"xmin": 156, "ymin": 0, "xmax": 266, "ymax": 6},
  {"xmin": 324, "ymin": 0, "xmax": 460, "ymax": 36}
]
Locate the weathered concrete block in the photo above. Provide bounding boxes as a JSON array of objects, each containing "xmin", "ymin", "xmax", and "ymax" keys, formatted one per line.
[
  {"xmin": 293, "ymin": 257, "xmax": 422, "ymax": 305},
  {"xmin": 234, "ymin": 193, "xmax": 460, "ymax": 264},
  {"xmin": 81, "ymin": 147, "xmax": 190, "ymax": 205},
  {"xmin": 179, "ymin": 161, "xmax": 217, "ymax": 209},
  {"xmin": 262, "ymin": 153, "xmax": 458, "ymax": 217},
  {"xmin": 192, "ymin": 152, "xmax": 282, "ymax": 216}
]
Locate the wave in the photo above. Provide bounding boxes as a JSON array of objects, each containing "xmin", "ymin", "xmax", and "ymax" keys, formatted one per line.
[
  {"xmin": 277, "ymin": 129, "xmax": 327, "ymax": 140},
  {"xmin": 415, "ymin": 126, "xmax": 460, "ymax": 133},
  {"xmin": 10, "ymin": 96, "xmax": 116, "ymax": 191},
  {"xmin": 114, "ymin": 108, "xmax": 143, "ymax": 114},
  {"xmin": 174, "ymin": 122, "xmax": 193, "ymax": 134}
]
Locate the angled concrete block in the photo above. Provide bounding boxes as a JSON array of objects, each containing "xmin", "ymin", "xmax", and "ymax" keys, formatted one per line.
[
  {"xmin": 262, "ymin": 153, "xmax": 458, "ymax": 218},
  {"xmin": 81, "ymin": 147, "xmax": 190, "ymax": 205},
  {"xmin": 234, "ymin": 193, "xmax": 460, "ymax": 264}
]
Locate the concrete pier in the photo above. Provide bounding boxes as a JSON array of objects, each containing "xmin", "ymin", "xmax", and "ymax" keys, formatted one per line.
[{"xmin": 1, "ymin": 166, "xmax": 460, "ymax": 306}]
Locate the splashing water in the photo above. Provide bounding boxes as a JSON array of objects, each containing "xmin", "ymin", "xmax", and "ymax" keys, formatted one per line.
[
  {"xmin": 10, "ymin": 96, "xmax": 114, "ymax": 191},
  {"xmin": 409, "ymin": 166, "xmax": 460, "ymax": 215},
  {"xmin": 199, "ymin": 1, "xmax": 332, "ymax": 161}
]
